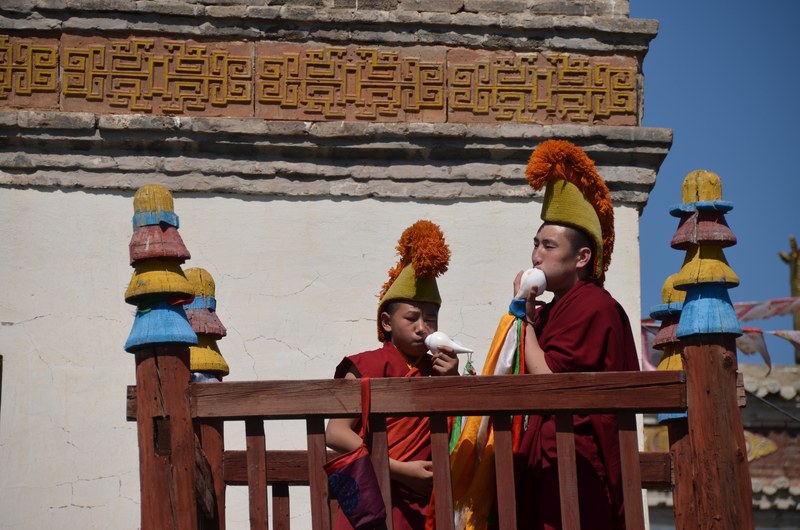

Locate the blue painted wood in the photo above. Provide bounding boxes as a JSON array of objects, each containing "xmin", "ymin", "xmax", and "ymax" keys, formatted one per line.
[
  {"xmin": 132, "ymin": 210, "xmax": 180, "ymax": 229},
  {"xmin": 658, "ymin": 411, "xmax": 687, "ymax": 423},
  {"xmin": 669, "ymin": 200, "xmax": 733, "ymax": 217},
  {"xmin": 184, "ymin": 295, "xmax": 216, "ymax": 311},
  {"xmin": 124, "ymin": 301, "xmax": 198, "ymax": 353},
  {"xmin": 649, "ymin": 302, "xmax": 683, "ymax": 320},
  {"xmin": 676, "ymin": 283, "xmax": 742, "ymax": 337}
]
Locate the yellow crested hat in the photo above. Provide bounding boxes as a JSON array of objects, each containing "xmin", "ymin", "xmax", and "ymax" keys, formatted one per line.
[
  {"xmin": 377, "ymin": 220, "xmax": 451, "ymax": 341},
  {"xmin": 526, "ymin": 140, "xmax": 614, "ymax": 284}
]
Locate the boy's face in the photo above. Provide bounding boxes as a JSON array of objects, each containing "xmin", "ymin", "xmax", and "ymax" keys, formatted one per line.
[
  {"xmin": 531, "ymin": 224, "xmax": 591, "ymax": 298},
  {"xmin": 380, "ymin": 301, "xmax": 439, "ymax": 358}
]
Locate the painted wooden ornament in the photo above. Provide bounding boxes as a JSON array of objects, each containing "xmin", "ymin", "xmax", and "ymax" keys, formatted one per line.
[
  {"xmin": 124, "ymin": 300, "xmax": 198, "ymax": 352},
  {"xmin": 183, "ymin": 268, "xmax": 227, "ymax": 338},
  {"xmin": 652, "ymin": 317, "xmax": 680, "ymax": 350},
  {"xmin": 134, "ymin": 183, "xmax": 176, "ymax": 216},
  {"xmin": 681, "ymin": 169, "xmax": 723, "ymax": 203},
  {"xmin": 125, "ymin": 258, "xmax": 195, "ymax": 303},
  {"xmin": 189, "ymin": 336, "xmax": 230, "ymax": 376},
  {"xmin": 672, "ymin": 245, "xmax": 739, "ymax": 289},
  {"xmin": 656, "ymin": 343, "xmax": 687, "ymax": 423},
  {"xmin": 650, "ymin": 275, "xmax": 687, "ymax": 423},
  {"xmin": 677, "ymin": 283, "xmax": 742, "ymax": 337},
  {"xmin": 671, "ymin": 210, "xmax": 737, "ymax": 249},
  {"xmin": 651, "ymin": 275, "xmax": 685, "ymax": 350},
  {"xmin": 129, "ymin": 224, "xmax": 191, "ymax": 264}
]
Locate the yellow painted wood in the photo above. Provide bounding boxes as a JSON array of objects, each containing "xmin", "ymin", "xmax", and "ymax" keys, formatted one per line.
[
  {"xmin": 134, "ymin": 183, "xmax": 175, "ymax": 213},
  {"xmin": 185, "ymin": 267, "xmax": 216, "ymax": 298},
  {"xmin": 681, "ymin": 169, "xmax": 722, "ymax": 203},
  {"xmin": 190, "ymin": 336, "xmax": 230, "ymax": 376},
  {"xmin": 125, "ymin": 259, "xmax": 194, "ymax": 302},
  {"xmin": 673, "ymin": 245, "xmax": 739, "ymax": 288},
  {"xmin": 661, "ymin": 273, "xmax": 686, "ymax": 304},
  {"xmin": 656, "ymin": 344, "xmax": 683, "ymax": 371}
]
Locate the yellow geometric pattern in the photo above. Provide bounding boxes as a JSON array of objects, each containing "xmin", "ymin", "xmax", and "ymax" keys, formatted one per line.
[
  {"xmin": 450, "ymin": 53, "xmax": 636, "ymax": 123},
  {"xmin": 62, "ymin": 37, "xmax": 252, "ymax": 114},
  {"xmin": 258, "ymin": 46, "xmax": 445, "ymax": 119},
  {"xmin": 0, "ymin": 34, "xmax": 638, "ymax": 125},
  {"xmin": 0, "ymin": 35, "xmax": 58, "ymax": 98}
]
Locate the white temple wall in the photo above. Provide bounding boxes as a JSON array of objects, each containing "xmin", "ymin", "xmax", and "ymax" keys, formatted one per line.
[{"xmin": 0, "ymin": 186, "xmax": 641, "ymax": 529}]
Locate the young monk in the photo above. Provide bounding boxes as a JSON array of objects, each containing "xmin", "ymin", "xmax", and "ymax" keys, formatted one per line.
[
  {"xmin": 514, "ymin": 140, "xmax": 640, "ymax": 530},
  {"xmin": 326, "ymin": 220, "xmax": 459, "ymax": 530}
]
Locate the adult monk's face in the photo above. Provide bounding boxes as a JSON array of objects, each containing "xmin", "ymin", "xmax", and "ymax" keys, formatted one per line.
[
  {"xmin": 531, "ymin": 224, "xmax": 590, "ymax": 298},
  {"xmin": 380, "ymin": 301, "xmax": 439, "ymax": 359}
]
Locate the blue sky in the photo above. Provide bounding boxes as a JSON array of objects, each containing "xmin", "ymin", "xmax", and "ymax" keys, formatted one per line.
[{"xmin": 631, "ymin": 1, "xmax": 800, "ymax": 365}]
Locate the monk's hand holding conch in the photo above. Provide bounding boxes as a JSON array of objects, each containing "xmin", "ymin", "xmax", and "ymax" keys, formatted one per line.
[
  {"xmin": 513, "ymin": 268, "xmax": 547, "ymax": 324},
  {"xmin": 426, "ymin": 332, "xmax": 470, "ymax": 376}
]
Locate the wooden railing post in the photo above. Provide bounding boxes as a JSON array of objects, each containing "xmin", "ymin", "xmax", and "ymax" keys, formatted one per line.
[
  {"xmin": 184, "ymin": 267, "xmax": 231, "ymax": 530},
  {"xmin": 124, "ymin": 184, "xmax": 199, "ymax": 529},
  {"xmin": 649, "ymin": 273, "xmax": 699, "ymax": 528},
  {"xmin": 671, "ymin": 170, "xmax": 754, "ymax": 529}
]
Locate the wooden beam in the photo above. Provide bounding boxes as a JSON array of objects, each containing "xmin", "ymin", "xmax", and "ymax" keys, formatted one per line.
[
  {"xmin": 221, "ymin": 449, "xmax": 675, "ymax": 490},
  {"xmin": 189, "ymin": 372, "xmax": 686, "ymax": 419}
]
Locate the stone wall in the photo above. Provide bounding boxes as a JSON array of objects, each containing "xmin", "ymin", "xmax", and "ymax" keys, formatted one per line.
[
  {"xmin": 0, "ymin": 1, "xmax": 670, "ymax": 528},
  {"xmin": 0, "ymin": 0, "xmax": 667, "ymax": 207}
]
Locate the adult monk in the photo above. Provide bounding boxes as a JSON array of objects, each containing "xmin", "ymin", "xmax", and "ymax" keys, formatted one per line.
[
  {"xmin": 514, "ymin": 140, "xmax": 640, "ymax": 530},
  {"xmin": 326, "ymin": 220, "xmax": 459, "ymax": 530}
]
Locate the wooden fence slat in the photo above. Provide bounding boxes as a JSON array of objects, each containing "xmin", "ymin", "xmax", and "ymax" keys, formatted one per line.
[
  {"xmin": 245, "ymin": 419, "xmax": 268, "ymax": 530},
  {"xmin": 272, "ymin": 483, "xmax": 290, "ymax": 530},
  {"xmin": 430, "ymin": 414, "xmax": 455, "ymax": 530},
  {"xmin": 555, "ymin": 413, "xmax": 580, "ymax": 530},
  {"xmin": 190, "ymin": 372, "xmax": 687, "ymax": 419},
  {"xmin": 492, "ymin": 414, "xmax": 517, "ymax": 530},
  {"xmin": 307, "ymin": 417, "xmax": 332, "ymax": 530},
  {"xmin": 617, "ymin": 413, "xmax": 645, "ymax": 529},
  {"xmin": 369, "ymin": 415, "xmax": 394, "ymax": 530}
]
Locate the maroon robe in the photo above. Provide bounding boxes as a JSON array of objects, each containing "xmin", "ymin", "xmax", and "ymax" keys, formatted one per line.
[
  {"xmin": 333, "ymin": 342, "xmax": 435, "ymax": 530},
  {"xmin": 516, "ymin": 280, "xmax": 640, "ymax": 530}
]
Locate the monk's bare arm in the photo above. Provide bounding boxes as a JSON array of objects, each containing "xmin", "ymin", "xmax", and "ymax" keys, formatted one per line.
[
  {"xmin": 523, "ymin": 323, "xmax": 553, "ymax": 375},
  {"xmin": 325, "ymin": 370, "xmax": 365, "ymax": 453},
  {"xmin": 325, "ymin": 369, "xmax": 434, "ymax": 496}
]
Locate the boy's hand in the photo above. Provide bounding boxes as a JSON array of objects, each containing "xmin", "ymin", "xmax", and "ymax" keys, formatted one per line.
[
  {"xmin": 431, "ymin": 345, "xmax": 459, "ymax": 376},
  {"xmin": 390, "ymin": 459, "xmax": 433, "ymax": 497}
]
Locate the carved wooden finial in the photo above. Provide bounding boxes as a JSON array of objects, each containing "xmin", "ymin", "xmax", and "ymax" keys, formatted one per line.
[
  {"xmin": 184, "ymin": 267, "xmax": 230, "ymax": 378},
  {"xmin": 669, "ymin": 171, "xmax": 741, "ymax": 336},
  {"xmin": 124, "ymin": 184, "xmax": 197, "ymax": 353}
]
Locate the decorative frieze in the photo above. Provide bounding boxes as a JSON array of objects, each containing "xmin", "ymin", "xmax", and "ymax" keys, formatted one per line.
[
  {"xmin": 0, "ymin": 36, "xmax": 59, "ymax": 109},
  {"xmin": 1, "ymin": 35, "xmax": 638, "ymax": 125}
]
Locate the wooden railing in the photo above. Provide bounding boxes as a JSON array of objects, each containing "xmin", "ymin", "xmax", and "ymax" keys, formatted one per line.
[{"xmin": 129, "ymin": 366, "xmax": 693, "ymax": 530}]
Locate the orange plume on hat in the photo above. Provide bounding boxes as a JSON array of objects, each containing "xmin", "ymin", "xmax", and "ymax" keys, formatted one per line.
[
  {"xmin": 377, "ymin": 220, "xmax": 451, "ymax": 341},
  {"xmin": 379, "ymin": 220, "xmax": 451, "ymax": 299},
  {"xmin": 525, "ymin": 140, "xmax": 615, "ymax": 279}
]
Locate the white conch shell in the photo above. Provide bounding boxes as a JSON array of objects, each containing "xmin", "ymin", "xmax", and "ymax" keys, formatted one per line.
[
  {"xmin": 424, "ymin": 331, "xmax": 474, "ymax": 354},
  {"xmin": 515, "ymin": 267, "xmax": 547, "ymax": 299}
]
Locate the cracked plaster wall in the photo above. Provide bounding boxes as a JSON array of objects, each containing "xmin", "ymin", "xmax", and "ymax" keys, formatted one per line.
[{"xmin": 0, "ymin": 186, "xmax": 642, "ymax": 529}]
